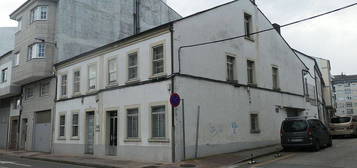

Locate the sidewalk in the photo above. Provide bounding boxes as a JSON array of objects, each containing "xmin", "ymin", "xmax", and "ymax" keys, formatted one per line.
[{"xmin": 0, "ymin": 144, "xmax": 282, "ymax": 168}]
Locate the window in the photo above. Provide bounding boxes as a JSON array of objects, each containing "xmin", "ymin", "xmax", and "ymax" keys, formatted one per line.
[
  {"xmin": 73, "ymin": 71, "xmax": 80, "ymax": 94},
  {"xmin": 15, "ymin": 53, "xmax": 20, "ymax": 66},
  {"xmin": 61, "ymin": 74, "xmax": 67, "ymax": 97},
  {"xmin": 247, "ymin": 60, "xmax": 256, "ymax": 85},
  {"xmin": 40, "ymin": 82, "xmax": 49, "ymax": 96},
  {"xmin": 250, "ymin": 114, "xmax": 260, "ymax": 133},
  {"xmin": 347, "ymin": 109, "xmax": 354, "ymax": 114},
  {"xmin": 88, "ymin": 64, "xmax": 97, "ymax": 90},
  {"xmin": 59, "ymin": 115, "xmax": 66, "ymax": 137},
  {"xmin": 152, "ymin": 45, "xmax": 164, "ymax": 75},
  {"xmin": 128, "ymin": 52, "xmax": 138, "ymax": 81},
  {"xmin": 226, "ymin": 56, "xmax": 235, "ymax": 81},
  {"xmin": 272, "ymin": 67, "xmax": 279, "ymax": 89},
  {"xmin": 108, "ymin": 59, "xmax": 117, "ymax": 84},
  {"xmin": 346, "ymin": 102, "xmax": 353, "ymax": 108},
  {"xmin": 151, "ymin": 105, "xmax": 166, "ymax": 138},
  {"xmin": 1, "ymin": 68, "xmax": 8, "ymax": 83},
  {"xmin": 244, "ymin": 13, "xmax": 253, "ymax": 39},
  {"xmin": 13, "ymin": 99, "xmax": 20, "ymax": 110},
  {"xmin": 25, "ymin": 87, "xmax": 33, "ymax": 100},
  {"xmin": 31, "ymin": 6, "xmax": 48, "ymax": 22},
  {"xmin": 28, "ymin": 43, "xmax": 45, "ymax": 60},
  {"xmin": 127, "ymin": 108, "xmax": 139, "ymax": 139},
  {"xmin": 72, "ymin": 113, "xmax": 79, "ymax": 137},
  {"xmin": 17, "ymin": 18, "xmax": 22, "ymax": 31}
]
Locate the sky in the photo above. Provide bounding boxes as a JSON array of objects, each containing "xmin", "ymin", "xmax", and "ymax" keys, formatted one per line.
[{"xmin": 1, "ymin": 0, "xmax": 356, "ymax": 75}]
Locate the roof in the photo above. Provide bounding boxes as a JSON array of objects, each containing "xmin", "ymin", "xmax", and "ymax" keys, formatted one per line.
[{"xmin": 333, "ymin": 74, "xmax": 357, "ymax": 84}]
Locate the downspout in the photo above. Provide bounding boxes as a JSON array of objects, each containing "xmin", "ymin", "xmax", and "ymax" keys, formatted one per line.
[
  {"xmin": 16, "ymin": 87, "xmax": 23, "ymax": 150},
  {"xmin": 170, "ymin": 24, "xmax": 176, "ymax": 162},
  {"xmin": 51, "ymin": 67, "xmax": 58, "ymax": 153},
  {"xmin": 313, "ymin": 67, "xmax": 320, "ymax": 119}
]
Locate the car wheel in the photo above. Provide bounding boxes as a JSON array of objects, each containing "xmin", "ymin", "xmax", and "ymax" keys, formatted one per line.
[
  {"xmin": 327, "ymin": 137, "xmax": 333, "ymax": 147},
  {"xmin": 313, "ymin": 140, "xmax": 320, "ymax": 151},
  {"xmin": 283, "ymin": 147, "xmax": 290, "ymax": 152}
]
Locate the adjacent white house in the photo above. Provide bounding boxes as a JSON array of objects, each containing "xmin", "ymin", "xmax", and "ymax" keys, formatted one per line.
[{"xmin": 54, "ymin": 0, "xmax": 311, "ymax": 162}]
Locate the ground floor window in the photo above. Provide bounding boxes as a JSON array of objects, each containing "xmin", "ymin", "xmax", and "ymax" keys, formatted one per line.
[
  {"xmin": 127, "ymin": 108, "xmax": 139, "ymax": 139},
  {"xmin": 250, "ymin": 113, "xmax": 260, "ymax": 133},
  {"xmin": 59, "ymin": 115, "xmax": 66, "ymax": 138},
  {"xmin": 151, "ymin": 105, "xmax": 166, "ymax": 138},
  {"xmin": 72, "ymin": 113, "xmax": 79, "ymax": 137}
]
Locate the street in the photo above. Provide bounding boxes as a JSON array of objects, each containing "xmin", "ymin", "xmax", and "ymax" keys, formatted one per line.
[
  {"xmin": 0, "ymin": 155, "xmax": 92, "ymax": 168},
  {"xmin": 234, "ymin": 137, "xmax": 357, "ymax": 168}
]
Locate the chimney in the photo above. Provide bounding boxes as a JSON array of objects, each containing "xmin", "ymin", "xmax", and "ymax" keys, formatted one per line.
[{"xmin": 272, "ymin": 23, "xmax": 281, "ymax": 34}]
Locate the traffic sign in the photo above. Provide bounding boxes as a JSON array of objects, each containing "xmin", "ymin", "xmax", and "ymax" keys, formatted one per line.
[{"xmin": 170, "ymin": 93, "xmax": 181, "ymax": 107}]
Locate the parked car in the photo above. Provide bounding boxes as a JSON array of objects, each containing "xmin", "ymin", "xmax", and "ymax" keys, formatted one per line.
[
  {"xmin": 281, "ymin": 117, "xmax": 332, "ymax": 151},
  {"xmin": 330, "ymin": 115, "xmax": 357, "ymax": 137}
]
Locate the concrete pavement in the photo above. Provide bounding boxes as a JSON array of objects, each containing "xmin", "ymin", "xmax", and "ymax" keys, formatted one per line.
[{"xmin": 233, "ymin": 137, "xmax": 357, "ymax": 168}]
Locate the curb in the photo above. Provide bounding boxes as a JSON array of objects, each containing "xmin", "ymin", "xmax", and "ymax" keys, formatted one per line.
[{"xmin": 231, "ymin": 147, "xmax": 283, "ymax": 165}]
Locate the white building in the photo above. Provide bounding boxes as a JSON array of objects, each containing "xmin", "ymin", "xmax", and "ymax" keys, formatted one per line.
[
  {"xmin": 333, "ymin": 74, "xmax": 357, "ymax": 116},
  {"xmin": 54, "ymin": 0, "xmax": 310, "ymax": 162}
]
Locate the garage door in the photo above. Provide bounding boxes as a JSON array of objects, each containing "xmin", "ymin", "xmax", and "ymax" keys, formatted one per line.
[{"xmin": 33, "ymin": 111, "xmax": 51, "ymax": 152}]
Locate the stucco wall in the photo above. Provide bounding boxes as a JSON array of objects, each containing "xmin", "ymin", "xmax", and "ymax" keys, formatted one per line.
[{"xmin": 0, "ymin": 27, "xmax": 16, "ymax": 56}]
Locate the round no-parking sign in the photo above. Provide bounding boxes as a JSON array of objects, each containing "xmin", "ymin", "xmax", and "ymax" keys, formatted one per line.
[{"xmin": 170, "ymin": 93, "xmax": 181, "ymax": 107}]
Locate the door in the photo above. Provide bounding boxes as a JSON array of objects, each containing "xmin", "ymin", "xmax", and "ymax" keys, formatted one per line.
[
  {"xmin": 33, "ymin": 111, "xmax": 51, "ymax": 152},
  {"xmin": 9, "ymin": 119, "xmax": 18, "ymax": 150},
  {"xmin": 20, "ymin": 119, "xmax": 28, "ymax": 150},
  {"xmin": 107, "ymin": 111, "xmax": 118, "ymax": 155},
  {"xmin": 85, "ymin": 112, "xmax": 95, "ymax": 154}
]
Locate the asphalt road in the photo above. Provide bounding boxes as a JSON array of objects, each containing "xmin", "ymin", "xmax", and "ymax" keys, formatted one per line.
[
  {"xmin": 234, "ymin": 137, "xmax": 357, "ymax": 168},
  {"xmin": 0, "ymin": 155, "xmax": 92, "ymax": 168}
]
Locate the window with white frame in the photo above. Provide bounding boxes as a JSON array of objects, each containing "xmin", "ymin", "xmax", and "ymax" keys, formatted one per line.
[
  {"xmin": 25, "ymin": 87, "xmax": 33, "ymax": 100},
  {"xmin": 59, "ymin": 115, "xmax": 66, "ymax": 138},
  {"xmin": 31, "ymin": 6, "xmax": 48, "ymax": 23},
  {"xmin": 13, "ymin": 98, "xmax": 20, "ymax": 110},
  {"xmin": 247, "ymin": 60, "xmax": 256, "ymax": 85},
  {"xmin": 272, "ymin": 67, "xmax": 279, "ymax": 89},
  {"xmin": 226, "ymin": 56, "xmax": 235, "ymax": 81},
  {"xmin": 72, "ymin": 113, "xmax": 79, "ymax": 137},
  {"xmin": 17, "ymin": 18, "xmax": 22, "ymax": 31},
  {"xmin": 151, "ymin": 105, "xmax": 166, "ymax": 138},
  {"xmin": 244, "ymin": 13, "xmax": 253, "ymax": 39},
  {"xmin": 127, "ymin": 108, "xmax": 139, "ymax": 139},
  {"xmin": 61, "ymin": 74, "xmax": 67, "ymax": 97},
  {"xmin": 128, "ymin": 52, "xmax": 138, "ymax": 81},
  {"xmin": 152, "ymin": 44, "xmax": 164, "ymax": 75},
  {"xmin": 88, "ymin": 64, "xmax": 97, "ymax": 90},
  {"xmin": 40, "ymin": 82, "xmax": 49, "ymax": 96},
  {"xmin": 15, "ymin": 53, "xmax": 20, "ymax": 66},
  {"xmin": 108, "ymin": 59, "xmax": 117, "ymax": 84},
  {"xmin": 250, "ymin": 113, "xmax": 260, "ymax": 133},
  {"xmin": 28, "ymin": 43, "xmax": 45, "ymax": 60},
  {"xmin": 1, "ymin": 68, "xmax": 7, "ymax": 83},
  {"xmin": 73, "ymin": 70, "xmax": 80, "ymax": 94}
]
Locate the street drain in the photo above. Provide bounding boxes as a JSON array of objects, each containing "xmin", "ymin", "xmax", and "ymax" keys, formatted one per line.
[{"xmin": 180, "ymin": 163, "xmax": 196, "ymax": 167}]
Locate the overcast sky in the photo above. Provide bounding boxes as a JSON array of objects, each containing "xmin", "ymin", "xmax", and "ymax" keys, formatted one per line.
[{"xmin": 1, "ymin": 0, "xmax": 356, "ymax": 75}]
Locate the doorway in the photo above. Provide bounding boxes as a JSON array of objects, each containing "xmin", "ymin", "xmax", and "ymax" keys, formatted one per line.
[
  {"xmin": 9, "ymin": 119, "xmax": 18, "ymax": 150},
  {"xmin": 107, "ymin": 111, "xmax": 118, "ymax": 155},
  {"xmin": 85, "ymin": 112, "xmax": 95, "ymax": 154},
  {"xmin": 20, "ymin": 119, "xmax": 28, "ymax": 150}
]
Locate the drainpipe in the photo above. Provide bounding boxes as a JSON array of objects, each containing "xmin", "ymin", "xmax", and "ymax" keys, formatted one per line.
[
  {"xmin": 16, "ymin": 87, "xmax": 23, "ymax": 150},
  {"xmin": 170, "ymin": 24, "xmax": 176, "ymax": 162},
  {"xmin": 133, "ymin": 0, "xmax": 141, "ymax": 34}
]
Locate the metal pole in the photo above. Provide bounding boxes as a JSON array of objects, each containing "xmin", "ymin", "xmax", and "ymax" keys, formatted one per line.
[
  {"xmin": 182, "ymin": 99, "xmax": 186, "ymax": 160},
  {"xmin": 194, "ymin": 106, "xmax": 200, "ymax": 159}
]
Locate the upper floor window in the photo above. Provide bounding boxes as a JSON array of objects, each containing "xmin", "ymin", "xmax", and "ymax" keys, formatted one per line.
[
  {"xmin": 152, "ymin": 44, "xmax": 164, "ymax": 76},
  {"xmin": 108, "ymin": 59, "xmax": 117, "ymax": 84},
  {"xmin": 128, "ymin": 52, "xmax": 138, "ymax": 81},
  {"xmin": 40, "ymin": 82, "xmax": 50, "ymax": 96},
  {"xmin": 272, "ymin": 67, "xmax": 279, "ymax": 90},
  {"xmin": 88, "ymin": 64, "xmax": 97, "ymax": 90},
  {"xmin": 25, "ymin": 87, "xmax": 34, "ymax": 100},
  {"xmin": 244, "ymin": 13, "xmax": 253, "ymax": 40},
  {"xmin": 247, "ymin": 60, "xmax": 256, "ymax": 85},
  {"xmin": 61, "ymin": 74, "xmax": 67, "ymax": 97},
  {"xmin": 226, "ymin": 55, "xmax": 236, "ymax": 82},
  {"xmin": 15, "ymin": 53, "xmax": 20, "ymax": 66},
  {"xmin": 28, "ymin": 43, "xmax": 45, "ymax": 60},
  {"xmin": 1, "ymin": 68, "xmax": 8, "ymax": 83},
  {"xmin": 31, "ymin": 6, "xmax": 48, "ymax": 23},
  {"xmin": 73, "ymin": 70, "xmax": 80, "ymax": 94},
  {"xmin": 13, "ymin": 98, "xmax": 20, "ymax": 110},
  {"xmin": 17, "ymin": 18, "xmax": 22, "ymax": 31}
]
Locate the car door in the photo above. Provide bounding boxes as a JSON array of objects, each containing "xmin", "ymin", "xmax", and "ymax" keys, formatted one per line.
[{"xmin": 318, "ymin": 121, "xmax": 330, "ymax": 144}]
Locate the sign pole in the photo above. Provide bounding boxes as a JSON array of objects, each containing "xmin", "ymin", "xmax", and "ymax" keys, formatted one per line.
[
  {"xmin": 195, "ymin": 105, "xmax": 200, "ymax": 159},
  {"xmin": 182, "ymin": 99, "xmax": 186, "ymax": 160}
]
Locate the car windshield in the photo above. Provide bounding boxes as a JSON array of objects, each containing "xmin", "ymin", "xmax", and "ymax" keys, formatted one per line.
[
  {"xmin": 331, "ymin": 117, "xmax": 351, "ymax": 123},
  {"xmin": 283, "ymin": 120, "xmax": 308, "ymax": 132}
]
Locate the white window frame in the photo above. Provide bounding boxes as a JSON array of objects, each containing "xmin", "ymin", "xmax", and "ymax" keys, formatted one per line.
[
  {"xmin": 244, "ymin": 12, "xmax": 253, "ymax": 40},
  {"xmin": 71, "ymin": 112, "xmax": 79, "ymax": 139},
  {"xmin": 15, "ymin": 53, "xmax": 20, "ymax": 66},
  {"xmin": 127, "ymin": 51, "xmax": 139, "ymax": 82},
  {"xmin": 17, "ymin": 18, "xmax": 22, "ymax": 31},
  {"xmin": 88, "ymin": 64, "xmax": 97, "ymax": 91},
  {"xmin": 58, "ymin": 113, "xmax": 66, "ymax": 139},
  {"xmin": 73, "ymin": 70, "xmax": 81, "ymax": 95},
  {"xmin": 125, "ymin": 105, "xmax": 140, "ymax": 141},
  {"xmin": 28, "ymin": 43, "xmax": 46, "ymax": 60},
  {"xmin": 31, "ymin": 6, "xmax": 48, "ymax": 23},
  {"xmin": 149, "ymin": 102, "xmax": 169, "ymax": 142},
  {"xmin": 1, "ymin": 68, "xmax": 8, "ymax": 83},
  {"xmin": 151, "ymin": 42, "xmax": 165, "ymax": 77},
  {"xmin": 107, "ymin": 58, "xmax": 117, "ymax": 85},
  {"xmin": 60, "ymin": 74, "xmax": 67, "ymax": 97},
  {"xmin": 226, "ymin": 55, "xmax": 236, "ymax": 82}
]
